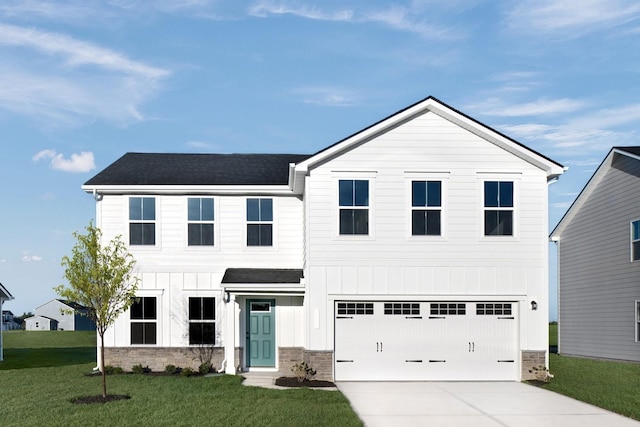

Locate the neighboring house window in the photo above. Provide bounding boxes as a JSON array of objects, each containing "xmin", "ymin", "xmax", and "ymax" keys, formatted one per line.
[
  {"xmin": 131, "ymin": 297, "xmax": 156, "ymax": 345},
  {"xmin": 189, "ymin": 297, "xmax": 215, "ymax": 345},
  {"xmin": 631, "ymin": 220, "xmax": 640, "ymax": 261},
  {"xmin": 484, "ymin": 181, "xmax": 513, "ymax": 236},
  {"xmin": 412, "ymin": 181, "xmax": 441, "ymax": 236},
  {"xmin": 129, "ymin": 197, "xmax": 156, "ymax": 245},
  {"xmin": 339, "ymin": 180, "xmax": 369, "ymax": 235},
  {"xmin": 636, "ymin": 301, "xmax": 640, "ymax": 342},
  {"xmin": 188, "ymin": 198, "xmax": 214, "ymax": 246},
  {"xmin": 247, "ymin": 198, "xmax": 273, "ymax": 246}
]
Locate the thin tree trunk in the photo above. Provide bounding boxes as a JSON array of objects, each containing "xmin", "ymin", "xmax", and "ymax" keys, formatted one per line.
[{"xmin": 100, "ymin": 331, "xmax": 107, "ymax": 398}]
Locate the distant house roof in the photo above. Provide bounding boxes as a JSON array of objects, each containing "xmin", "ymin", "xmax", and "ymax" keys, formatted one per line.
[
  {"xmin": 57, "ymin": 300, "xmax": 90, "ymax": 311},
  {"xmin": 0, "ymin": 282, "xmax": 13, "ymax": 301},
  {"xmin": 222, "ymin": 268, "xmax": 304, "ymax": 284},
  {"xmin": 551, "ymin": 146, "xmax": 640, "ymax": 239},
  {"xmin": 84, "ymin": 153, "xmax": 311, "ymax": 187}
]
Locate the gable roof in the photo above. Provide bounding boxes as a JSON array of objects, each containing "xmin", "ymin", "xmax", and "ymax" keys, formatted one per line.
[
  {"xmin": 290, "ymin": 96, "xmax": 565, "ymax": 193},
  {"xmin": 0, "ymin": 282, "xmax": 13, "ymax": 301},
  {"xmin": 550, "ymin": 146, "xmax": 640, "ymax": 239},
  {"xmin": 83, "ymin": 153, "xmax": 311, "ymax": 193}
]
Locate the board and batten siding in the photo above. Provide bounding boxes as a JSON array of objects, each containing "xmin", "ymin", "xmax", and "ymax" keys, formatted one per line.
[
  {"xmin": 97, "ymin": 193, "xmax": 304, "ymax": 349},
  {"xmin": 558, "ymin": 153, "xmax": 640, "ymax": 362},
  {"xmin": 304, "ymin": 111, "xmax": 550, "ymax": 352}
]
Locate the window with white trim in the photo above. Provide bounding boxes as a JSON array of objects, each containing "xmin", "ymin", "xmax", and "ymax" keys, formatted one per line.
[
  {"xmin": 131, "ymin": 297, "xmax": 156, "ymax": 345},
  {"xmin": 188, "ymin": 198, "xmax": 214, "ymax": 246},
  {"xmin": 631, "ymin": 220, "xmax": 640, "ymax": 261},
  {"xmin": 129, "ymin": 197, "xmax": 156, "ymax": 245},
  {"xmin": 636, "ymin": 301, "xmax": 640, "ymax": 342},
  {"xmin": 189, "ymin": 297, "xmax": 215, "ymax": 345},
  {"xmin": 412, "ymin": 180, "xmax": 441, "ymax": 236},
  {"xmin": 484, "ymin": 181, "xmax": 513, "ymax": 236},
  {"xmin": 339, "ymin": 179, "xmax": 369, "ymax": 235},
  {"xmin": 247, "ymin": 198, "xmax": 273, "ymax": 246}
]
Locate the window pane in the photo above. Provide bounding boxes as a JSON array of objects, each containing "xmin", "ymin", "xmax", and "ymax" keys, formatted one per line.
[
  {"xmin": 260, "ymin": 224, "xmax": 273, "ymax": 246},
  {"xmin": 131, "ymin": 299, "xmax": 143, "ymax": 319},
  {"xmin": 143, "ymin": 297, "xmax": 156, "ymax": 319},
  {"xmin": 188, "ymin": 198, "xmax": 200, "ymax": 221},
  {"xmin": 353, "ymin": 209, "xmax": 368, "ymax": 234},
  {"xmin": 247, "ymin": 199, "xmax": 260, "ymax": 221},
  {"xmin": 499, "ymin": 211, "xmax": 513, "ymax": 235},
  {"xmin": 247, "ymin": 224, "xmax": 260, "ymax": 245},
  {"xmin": 201, "ymin": 323, "xmax": 215, "ymax": 344},
  {"xmin": 131, "ymin": 323, "xmax": 143, "ymax": 344},
  {"xmin": 499, "ymin": 182, "xmax": 513, "ymax": 207},
  {"xmin": 189, "ymin": 323, "xmax": 215, "ymax": 345},
  {"xmin": 130, "ymin": 224, "xmax": 143, "ymax": 245},
  {"xmin": 202, "ymin": 198, "xmax": 214, "ymax": 221},
  {"xmin": 412, "ymin": 210, "xmax": 426, "ymax": 235},
  {"xmin": 142, "ymin": 198, "xmax": 155, "ymax": 220},
  {"xmin": 484, "ymin": 182, "xmax": 499, "ymax": 207},
  {"xmin": 427, "ymin": 181, "xmax": 441, "ymax": 207},
  {"xmin": 633, "ymin": 221, "xmax": 640, "ymax": 241},
  {"xmin": 129, "ymin": 198, "xmax": 142, "ymax": 220},
  {"xmin": 189, "ymin": 323, "xmax": 202, "ymax": 345},
  {"xmin": 189, "ymin": 297, "xmax": 202, "ymax": 320},
  {"xmin": 485, "ymin": 211, "xmax": 499, "ymax": 235},
  {"xmin": 485, "ymin": 211, "xmax": 513, "ymax": 235},
  {"xmin": 203, "ymin": 298, "xmax": 215, "ymax": 320},
  {"xmin": 340, "ymin": 209, "xmax": 354, "ymax": 234},
  {"xmin": 188, "ymin": 224, "xmax": 200, "ymax": 246},
  {"xmin": 142, "ymin": 223, "xmax": 155, "ymax": 245},
  {"xmin": 201, "ymin": 224, "xmax": 214, "ymax": 245},
  {"xmin": 412, "ymin": 181, "xmax": 426, "ymax": 207},
  {"xmin": 633, "ymin": 241, "xmax": 640, "ymax": 261},
  {"xmin": 426, "ymin": 211, "xmax": 441, "ymax": 235},
  {"xmin": 144, "ymin": 323, "xmax": 156, "ymax": 345},
  {"xmin": 354, "ymin": 180, "xmax": 369, "ymax": 206},
  {"xmin": 260, "ymin": 199, "xmax": 273, "ymax": 221},
  {"xmin": 339, "ymin": 180, "xmax": 354, "ymax": 206}
]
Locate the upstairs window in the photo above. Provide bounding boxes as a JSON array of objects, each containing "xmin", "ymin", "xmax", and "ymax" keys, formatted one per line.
[
  {"xmin": 247, "ymin": 198, "xmax": 273, "ymax": 246},
  {"xmin": 636, "ymin": 301, "xmax": 640, "ymax": 342},
  {"xmin": 412, "ymin": 181, "xmax": 441, "ymax": 236},
  {"xmin": 188, "ymin": 198, "xmax": 214, "ymax": 246},
  {"xmin": 131, "ymin": 297, "xmax": 156, "ymax": 345},
  {"xmin": 339, "ymin": 179, "xmax": 369, "ymax": 235},
  {"xmin": 484, "ymin": 181, "xmax": 513, "ymax": 236},
  {"xmin": 129, "ymin": 197, "xmax": 156, "ymax": 245},
  {"xmin": 189, "ymin": 297, "xmax": 215, "ymax": 345},
  {"xmin": 631, "ymin": 220, "xmax": 640, "ymax": 261}
]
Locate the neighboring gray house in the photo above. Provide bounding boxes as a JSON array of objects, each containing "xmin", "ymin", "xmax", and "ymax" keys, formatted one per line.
[
  {"xmin": 551, "ymin": 147, "xmax": 640, "ymax": 362},
  {"xmin": 2, "ymin": 311, "xmax": 20, "ymax": 330},
  {"xmin": 25, "ymin": 315, "xmax": 58, "ymax": 331},
  {"xmin": 27, "ymin": 299, "xmax": 96, "ymax": 331},
  {"xmin": 0, "ymin": 282, "xmax": 14, "ymax": 361}
]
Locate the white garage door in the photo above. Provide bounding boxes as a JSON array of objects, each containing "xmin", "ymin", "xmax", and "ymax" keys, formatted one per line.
[{"xmin": 334, "ymin": 301, "xmax": 518, "ymax": 381}]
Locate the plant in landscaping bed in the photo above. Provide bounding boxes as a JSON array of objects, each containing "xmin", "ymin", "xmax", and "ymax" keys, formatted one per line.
[
  {"xmin": 199, "ymin": 362, "xmax": 214, "ymax": 374},
  {"xmin": 165, "ymin": 364, "xmax": 181, "ymax": 374},
  {"xmin": 180, "ymin": 367, "xmax": 195, "ymax": 377},
  {"xmin": 132, "ymin": 364, "xmax": 150, "ymax": 374},
  {"xmin": 529, "ymin": 365, "xmax": 552, "ymax": 383},
  {"xmin": 104, "ymin": 365, "xmax": 124, "ymax": 375},
  {"xmin": 291, "ymin": 361, "xmax": 316, "ymax": 383}
]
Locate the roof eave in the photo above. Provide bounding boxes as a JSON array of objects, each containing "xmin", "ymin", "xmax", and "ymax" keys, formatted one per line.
[{"xmin": 82, "ymin": 184, "xmax": 295, "ymax": 196}]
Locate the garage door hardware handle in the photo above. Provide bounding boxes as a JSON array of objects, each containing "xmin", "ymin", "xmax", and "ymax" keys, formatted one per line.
[
  {"xmin": 498, "ymin": 316, "xmax": 515, "ymax": 319},
  {"xmin": 429, "ymin": 316, "xmax": 445, "ymax": 319},
  {"xmin": 405, "ymin": 316, "xmax": 422, "ymax": 319},
  {"xmin": 376, "ymin": 342, "xmax": 383, "ymax": 352},
  {"xmin": 336, "ymin": 316, "xmax": 353, "ymax": 319},
  {"xmin": 468, "ymin": 342, "xmax": 475, "ymax": 352},
  {"xmin": 336, "ymin": 360, "xmax": 354, "ymax": 363},
  {"xmin": 405, "ymin": 360, "xmax": 423, "ymax": 363},
  {"xmin": 429, "ymin": 360, "xmax": 446, "ymax": 363},
  {"xmin": 497, "ymin": 360, "xmax": 515, "ymax": 363}
]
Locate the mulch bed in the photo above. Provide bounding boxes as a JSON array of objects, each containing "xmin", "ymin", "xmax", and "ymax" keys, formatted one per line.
[
  {"xmin": 274, "ymin": 377, "xmax": 336, "ymax": 388},
  {"xmin": 71, "ymin": 395, "xmax": 131, "ymax": 404}
]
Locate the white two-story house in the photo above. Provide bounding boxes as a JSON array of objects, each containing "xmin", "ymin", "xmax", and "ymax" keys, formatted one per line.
[{"xmin": 83, "ymin": 96, "xmax": 564, "ymax": 381}]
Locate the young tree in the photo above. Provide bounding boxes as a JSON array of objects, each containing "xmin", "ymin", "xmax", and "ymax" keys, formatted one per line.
[{"xmin": 55, "ymin": 222, "xmax": 139, "ymax": 399}]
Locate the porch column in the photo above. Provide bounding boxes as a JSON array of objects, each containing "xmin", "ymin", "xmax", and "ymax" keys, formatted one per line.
[{"xmin": 224, "ymin": 294, "xmax": 236, "ymax": 375}]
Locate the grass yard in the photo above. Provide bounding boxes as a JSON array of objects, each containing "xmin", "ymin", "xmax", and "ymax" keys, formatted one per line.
[
  {"xmin": 0, "ymin": 332, "xmax": 362, "ymax": 427},
  {"xmin": 548, "ymin": 322, "xmax": 558, "ymax": 347}
]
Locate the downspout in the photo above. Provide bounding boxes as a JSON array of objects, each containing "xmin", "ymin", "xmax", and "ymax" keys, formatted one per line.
[{"xmin": 551, "ymin": 237, "xmax": 560, "ymax": 357}]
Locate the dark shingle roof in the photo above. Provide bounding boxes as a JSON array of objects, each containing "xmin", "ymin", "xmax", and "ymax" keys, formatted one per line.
[
  {"xmin": 222, "ymin": 268, "xmax": 303, "ymax": 284},
  {"xmin": 84, "ymin": 153, "xmax": 312, "ymax": 186},
  {"xmin": 614, "ymin": 146, "xmax": 640, "ymax": 156}
]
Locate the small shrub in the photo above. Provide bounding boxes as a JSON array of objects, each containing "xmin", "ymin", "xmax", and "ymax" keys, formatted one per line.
[
  {"xmin": 165, "ymin": 364, "xmax": 180, "ymax": 374},
  {"xmin": 132, "ymin": 364, "xmax": 150, "ymax": 374},
  {"xmin": 199, "ymin": 362, "xmax": 213, "ymax": 374},
  {"xmin": 104, "ymin": 365, "xmax": 124, "ymax": 375},
  {"xmin": 180, "ymin": 367, "xmax": 195, "ymax": 377},
  {"xmin": 529, "ymin": 365, "xmax": 552, "ymax": 383},
  {"xmin": 291, "ymin": 361, "xmax": 316, "ymax": 383}
]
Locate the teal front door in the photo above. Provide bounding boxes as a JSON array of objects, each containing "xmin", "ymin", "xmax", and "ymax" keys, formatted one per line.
[{"xmin": 246, "ymin": 299, "xmax": 276, "ymax": 367}]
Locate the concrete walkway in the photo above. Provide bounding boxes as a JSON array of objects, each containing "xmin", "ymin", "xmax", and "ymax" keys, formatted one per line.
[{"xmin": 337, "ymin": 381, "xmax": 640, "ymax": 427}]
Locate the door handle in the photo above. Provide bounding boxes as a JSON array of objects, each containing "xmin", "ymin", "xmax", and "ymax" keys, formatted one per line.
[
  {"xmin": 468, "ymin": 342, "xmax": 475, "ymax": 352},
  {"xmin": 376, "ymin": 342, "xmax": 383, "ymax": 352}
]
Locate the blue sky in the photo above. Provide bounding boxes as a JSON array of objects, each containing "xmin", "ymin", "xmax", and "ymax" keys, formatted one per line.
[{"xmin": 2, "ymin": 0, "xmax": 640, "ymax": 320}]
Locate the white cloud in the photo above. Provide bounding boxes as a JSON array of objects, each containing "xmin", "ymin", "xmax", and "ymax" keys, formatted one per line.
[
  {"xmin": 468, "ymin": 97, "xmax": 587, "ymax": 117},
  {"xmin": 506, "ymin": 0, "xmax": 640, "ymax": 35},
  {"xmin": 0, "ymin": 24, "xmax": 169, "ymax": 126},
  {"xmin": 294, "ymin": 86, "xmax": 356, "ymax": 107},
  {"xmin": 33, "ymin": 149, "xmax": 96, "ymax": 172},
  {"xmin": 248, "ymin": 1, "xmax": 458, "ymax": 39},
  {"xmin": 22, "ymin": 255, "xmax": 43, "ymax": 262}
]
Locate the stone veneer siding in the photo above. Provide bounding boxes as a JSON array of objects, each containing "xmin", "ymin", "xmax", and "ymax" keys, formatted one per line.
[
  {"xmin": 104, "ymin": 347, "xmax": 226, "ymax": 372},
  {"xmin": 521, "ymin": 350, "xmax": 547, "ymax": 381},
  {"xmin": 275, "ymin": 347, "xmax": 333, "ymax": 381}
]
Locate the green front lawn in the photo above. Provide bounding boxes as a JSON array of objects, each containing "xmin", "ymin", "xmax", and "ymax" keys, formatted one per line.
[{"xmin": 0, "ymin": 331, "xmax": 361, "ymax": 426}]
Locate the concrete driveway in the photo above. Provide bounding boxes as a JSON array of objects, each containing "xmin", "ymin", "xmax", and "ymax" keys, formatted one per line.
[{"xmin": 337, "ymin": 381, "xmax": 640, "ymax": 427}]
